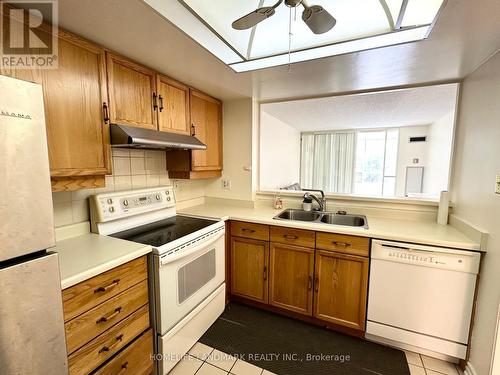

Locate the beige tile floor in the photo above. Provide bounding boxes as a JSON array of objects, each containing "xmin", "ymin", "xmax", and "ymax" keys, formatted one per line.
[{"xmin": 168, "ymin": 341, "xmax": 463, "ymax": 375}]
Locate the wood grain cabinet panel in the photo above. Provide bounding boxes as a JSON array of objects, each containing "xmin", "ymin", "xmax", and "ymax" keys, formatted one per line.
[
  {"xmin": 65, "ymin": 280, "xmax": 149, "ymax": 354},
  {"xmin": 269, "ymin": 243, "xmax": 315, "ymax": 315},
  {"xmin": 190, "ymin": 89, "xmax": 223, "ymax": 171},
  {"xmin": 62, "ymin": 256, "xmax": 147, "ymax": 322},
  {"xmin": 157, "ymin": 74, "xmax": 190, "ymax": 135},
  {"xmin": 230, "ymin": 236, "xmax": 269, "ymax": 303},
  {"xmin": 68, "ymin": 304, "xmax": 150, "ymax": 375},
  {"xmin": 313, "ymin": 250, "xmax": 369, "ymax": 331},
  {"xmin": 106, "ymin": 53, "xmax": 157, "ymax": 130},
  {"xmin": 270, "ymin": 226, "xmax": 315, "ymax": 248},
  {"xmin": 230, "ymin": 221, "xmax": 270, "ymax": 241},
  {"xmin": 316, "ymin": 232, "xmax": 370, "ymax": 257},
  {"xmin": 94, "ymin": 329, "xmax": 154, "ymax": 375}
]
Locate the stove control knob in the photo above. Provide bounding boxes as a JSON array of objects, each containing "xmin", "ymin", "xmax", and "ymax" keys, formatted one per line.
[
  {"xmin": 107, "ymin": 198, "xmax": 113, "ymax": 204},
  {"xmin": 166, "ymin": 191, "xmax": 170, "ymax": 195},
  {"xmin": 109, "ymin": 206, "xmax": 115, "ymax": 213},
  {"xmin": 167, "ymin": 197, "xmax": 171, "ymax": 202},
  {"xmin": 123, "ymin": 200, "xmax": 129, "ymax": 206},
  {"xmin": 156, "ymin": 194, "xmax": 161, "ymax": 200}
]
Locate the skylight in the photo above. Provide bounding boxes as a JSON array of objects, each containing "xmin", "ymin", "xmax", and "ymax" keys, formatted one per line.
[{"xmin": 143, "ymin": 0, "xmax": 445, "ymax": 72}]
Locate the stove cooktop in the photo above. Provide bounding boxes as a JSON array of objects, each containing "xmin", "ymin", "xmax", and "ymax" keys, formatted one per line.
[{"xmin": 110, "ymin": 215, "xmax": 219, "ymax": 248}]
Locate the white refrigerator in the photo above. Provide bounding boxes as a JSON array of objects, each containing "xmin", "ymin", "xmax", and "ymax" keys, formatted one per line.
[{"xmin": 0, "ymin": 75, "xmax": 68, "ymax": 374}]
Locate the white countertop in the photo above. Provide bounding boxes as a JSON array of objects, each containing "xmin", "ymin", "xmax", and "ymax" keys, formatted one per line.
[
  {"xmin": 179, "ymin": 204, "xmax": 481, "ymax": 251},
  {"xmin": 53, "ymin": 233, "xmax": 152, "ymax": 289}
]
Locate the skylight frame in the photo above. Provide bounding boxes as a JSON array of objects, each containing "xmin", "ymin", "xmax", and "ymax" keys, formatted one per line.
[{"xmin": 143, "ymin": 0, "xmax": 447, "ymax": 72}]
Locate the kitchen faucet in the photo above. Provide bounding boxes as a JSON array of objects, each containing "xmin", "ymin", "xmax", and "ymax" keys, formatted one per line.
[{"xmin": 303, "ymin": 189, "xmax": 327, "ymax": 211}]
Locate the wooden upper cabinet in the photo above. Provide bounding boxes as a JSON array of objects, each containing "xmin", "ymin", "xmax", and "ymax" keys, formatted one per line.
[
  {"xmin": 269, "ymin": 243, "xmax": 315, "ymax": 316},
  {"xmin": 230, "ymin": 236, "xmax": 269, "ymax": 304},
  {"xmin": 106, "ymin": 53, "xmax": 157, "ymax": 130},
  {"xmin": 190, "ymin": 89, "xmax": 223, "ymax": 171},
  {"xmin": 157, "ymin": 75, "xmax": 190, "ymax": 135},
  {"xmin": 45, "ymin": 33, "xmax": 110, "ymax": 177},
  {"xmin": 313, "ymin": 250, "xmax": 369, "ymax": 331}
]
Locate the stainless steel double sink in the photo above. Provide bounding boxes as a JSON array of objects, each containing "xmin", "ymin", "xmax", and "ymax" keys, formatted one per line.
[{"xmin": 273, "ymin": 208, "xmax": 368, "ymax": 229}]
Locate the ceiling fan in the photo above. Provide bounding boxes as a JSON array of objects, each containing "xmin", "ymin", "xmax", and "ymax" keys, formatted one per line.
[{"xmin": 232, "ymin": 0, "xmax": 336, "ymax": 35}]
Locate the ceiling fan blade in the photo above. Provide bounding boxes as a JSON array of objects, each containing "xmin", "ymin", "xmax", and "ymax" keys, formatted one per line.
[
  {"xmin": 232, "ymin": 7, "xmax": 276, "ymax": 30},
  {"xmin": 302, "ymin": 5, "xmax": 336, "ymax": 34}
]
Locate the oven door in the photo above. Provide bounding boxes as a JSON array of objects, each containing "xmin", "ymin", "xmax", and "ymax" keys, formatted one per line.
[{"xmin": 154, "ymin": 227, "xmax": 225, "ymax": 335}]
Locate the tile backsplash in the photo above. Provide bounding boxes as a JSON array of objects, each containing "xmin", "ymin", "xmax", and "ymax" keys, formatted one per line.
[{"xmin": 52, "ymin": 149, "xmax": 207, "ymax": 228}]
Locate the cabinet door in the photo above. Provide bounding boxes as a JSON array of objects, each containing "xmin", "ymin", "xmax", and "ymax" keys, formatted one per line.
[
  {"xmin": 44, "ymin": 33, "xmax": 110, "ymax": 176},
  {"xmin": 190, "ymin": 90, "xmax": 222, "ymax": 171},
  {"xmin": 313, "ymin": 250, "xmax": 369, "ymax": 331},
  {"xmin": 157, "ymin": 75, "xmax": 190, "ymax": 135},
  {"xmin": 106, "ymin": 53, "xmax": 157, "ymax": 130},
  {"xmin": 269, "ymin": 243, "xmax": 314, "ymax": 315},
  {"xmin": 0, "ymin": 21, "xmax": 110, "ymax": 177},
  {"xmin": 230, "ymin": 237, "xmax": 269, "ymax": 303}
]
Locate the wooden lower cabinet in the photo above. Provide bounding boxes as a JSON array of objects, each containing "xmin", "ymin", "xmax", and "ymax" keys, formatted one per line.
[
  {"xmin": 63, "ymin": 256, "xmax": 153, "ymax": 375},
  {"xmin": 229, "ymin": 221, "xmax": 370, "ymax": 335},
  {"xmin": 230, "ymin": 236, "xmax": 269, "ymax": 303},
  {"xmin": 269, "ymin": 243, "xmax": 315, "ymax": 315},
  {"xmin": 313, "ymin": 250, "xmax": 369, "ymax": 331}
]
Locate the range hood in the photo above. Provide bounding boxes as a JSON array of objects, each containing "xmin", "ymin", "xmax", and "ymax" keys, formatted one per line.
[{"xmin": 110, "ymin": 124, "xmax": 207, "ymax": 150}]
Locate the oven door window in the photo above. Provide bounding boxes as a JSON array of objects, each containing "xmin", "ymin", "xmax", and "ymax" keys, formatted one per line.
[{"xmin": 178, "ymin": 249, "xmax": 216, "ymax": 304}]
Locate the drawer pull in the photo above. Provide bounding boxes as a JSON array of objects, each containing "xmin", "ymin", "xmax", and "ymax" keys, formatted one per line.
[
  {"xmin": 307, "ymin": 276, "xmax": 312, "ymax": 291},
  {"xmin": 118, "ymin": 361, "xmax": 129, "ymax": 374},
  {"xmin": 284, "ymin": 234, "xmax": 298, "ymax": 240},
  {"xmin": 98, "ymin": 334, "xmax": 124, "ymax": 354},
  {"xmin": 94, "ymin": 279, "xmax": 120, "ymax": 293},
  {"xmin": 314, "ymin": 276, "xmax": 319, "ymax": 293},
  {"xmin": 96, "ymin": 307, "xmax": 122, "ymax": 324},
  {"xmin": 332, "ymin": 241, "xmax": 351, "ymax": 247},
  {"xmin": 263, "ymin": 266, "xmax": 268, "ymax": 281},
  {"xmin": 242, "ymin": 228, "xmax": 256, "ymax": 233}
]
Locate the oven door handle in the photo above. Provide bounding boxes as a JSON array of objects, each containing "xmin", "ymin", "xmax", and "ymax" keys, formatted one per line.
[{"xmin": 160, "ymin": 230, "xmax": 224, "ymax": 267}]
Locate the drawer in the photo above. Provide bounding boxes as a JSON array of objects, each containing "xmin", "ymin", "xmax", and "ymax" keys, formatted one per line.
[
  {"xmin": 62, "ymin": 256, "xmax": 147, "ymax": 322},
  {"xmin": 270, "ymin": 226, "xmax": 315, "ymax": 248},
  {"xmin": 315, "ymin": 232, "xmax": 370, "ymax": 257},
  {"xmin": 65, "ymin": 279, "xmax": 149, "ymax": 354},
  {"xmin": 68, "ymin": 304, "xmax": 150, "ymax": 375},
  {"xmin": 231, "ymin": 221, "xmax": 269, "ymax": 241},
  {"xmin": 94, "ymin": 329, "xmax": 153, "ymax": 375}
]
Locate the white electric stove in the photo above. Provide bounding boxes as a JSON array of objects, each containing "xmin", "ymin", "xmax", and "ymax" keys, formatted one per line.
[{"xmin": 90, "ymin": 186, "xmax": 226, "ymax": 374}]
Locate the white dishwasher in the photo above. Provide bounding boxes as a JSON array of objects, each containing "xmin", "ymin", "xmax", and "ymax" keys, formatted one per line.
[{"xmin": 366, "ymin": 240, "xmax": 480, "ymax": 360}]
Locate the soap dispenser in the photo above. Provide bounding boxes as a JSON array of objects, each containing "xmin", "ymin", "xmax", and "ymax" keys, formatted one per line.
[{"xmin": 302, "ymin": 196, "xmax": 313, "ymax": 211}]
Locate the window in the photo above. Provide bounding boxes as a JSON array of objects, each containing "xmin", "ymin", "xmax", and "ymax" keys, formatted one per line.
[
  {"xmin": 300, "ymin": 128, "xmax": 398, "ymax": 196},
  {"xmin": 354, "ymin": 129, "xmax": 399, "ymax": 196}
]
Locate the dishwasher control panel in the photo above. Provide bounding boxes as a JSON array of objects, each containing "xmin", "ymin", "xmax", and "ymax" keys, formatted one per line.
[{"xmin": 371, "ymin": 240, "xmax": 481, "ymax": 274}]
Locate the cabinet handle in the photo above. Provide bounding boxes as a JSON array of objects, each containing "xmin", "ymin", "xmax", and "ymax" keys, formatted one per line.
[
  {"xmin": 102, "ymin": 102, "xmax": 109, "ymax": 124},
  {"xmin": 263, "ymin": 266, "xmax": 268, "ymax": 281},
  {"xmin": 307, "ymin": 276, "xmax": 312, "ymax": 290},
  {"xmin": 191, "ymin": 124, "xmax": 196, "ymax": 136},
  {"xmin": 332, "ymin": 241, "xmax": 351, "ymax": 247},
  {"xmin": 153, "ymin": 92, "xmax": 158, "ymax": 111},
  {"xmin": 98, "ymin": 334, "xmax": 124, "ymax": 354},
  {"xmin": 159, "ymin": 95, "xmax": 164, "ymax": 112},
  {"xmin": 96, "ymin": 307, "xmax": 122, "ymax": 324},
  {"xmin": 314, "ymin": 277, "xmax": 319, "ymax": 293},
  {"xmin": 94, "ymin": 279, "xmax": 120, "ymax": 293},
  {"xmin": 118, "ymin": 362, "xmax": 129, "ymax": 374},
  {"xmin": 242, "ymin": 228, "xmax": 255, "ymax": 233},
  {"xmin": 284, "ymin": 234, "xmax": 298, "ymax": 240}
]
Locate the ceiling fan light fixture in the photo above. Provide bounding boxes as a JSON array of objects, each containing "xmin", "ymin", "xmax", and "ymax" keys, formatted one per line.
[{"xmin": 302, "ymin": 5, "xmax": 336, "ymax": 34}]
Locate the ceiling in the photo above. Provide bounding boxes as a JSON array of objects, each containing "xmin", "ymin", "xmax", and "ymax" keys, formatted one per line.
[
  {"xmin": 261, "ymin": 83, "xmax": 458, "ymax": 131},
  {"xmin": 47, "ymin": 0, "xmax": 500, "ymax": 101}
]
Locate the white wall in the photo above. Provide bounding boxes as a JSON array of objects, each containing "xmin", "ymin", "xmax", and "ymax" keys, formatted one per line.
[
  {"xmin": 395, "ymin": 125, "xmax": 429, "ymax": 196},
  {"xmin": 259, "ymin": 111, "xmax": 301, "ymax": 191},
  {"xmin": 424, "ymin": 111, "xmax": 455, "ymax": 195},
  {"xmin": 205, "ymin": 98, "xmax": 253, "ymax": 201},
  {"xmin": 451, "ymin": 50, "xmax": 500, "ymax": 375}
]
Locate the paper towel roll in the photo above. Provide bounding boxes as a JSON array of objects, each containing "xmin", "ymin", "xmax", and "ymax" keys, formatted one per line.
[{"xmin": 437, "ymin": 191, "xmax": 449, "ymax": 225}]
